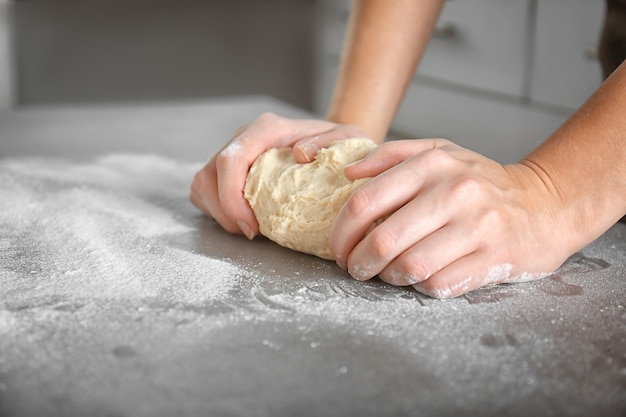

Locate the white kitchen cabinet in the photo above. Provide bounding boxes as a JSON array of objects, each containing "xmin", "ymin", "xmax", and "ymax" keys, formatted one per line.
[
  {"xmin": 394, "ymin": 74, "xmax": 567, "ymax": 163},
  {"xmin": 418, "ymin": 0, "xmax": 529, "ymax": 97},
  {"xmin": 530, "ymin": 0, "xmax": 605, "ymax": 109},
  {"xmin": 314, "ymin": 0, "xmax": 607, "ymax": 163}
]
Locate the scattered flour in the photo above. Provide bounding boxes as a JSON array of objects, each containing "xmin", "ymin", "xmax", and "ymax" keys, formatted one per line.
[
  {"xmin": 0, "ymin": 153, "xmax": 435, "ymax": 339},
  {"xmin": 0, "ymin": 153, "xmax": 622, "ymax": 417},
  {"xmin": 0, "ymin": 153, "xmax": 571, "ymax": 346},
  {"xmin": 0, "ymin": 155, "xmax": 241, "ymax": 307},
  {"xmin": 0, "ymin": 310, "xmax": 16, "ymax": 333},
  {"xmin": 220, "ymin": 140, "xmax": 244, "ymax": 159}
]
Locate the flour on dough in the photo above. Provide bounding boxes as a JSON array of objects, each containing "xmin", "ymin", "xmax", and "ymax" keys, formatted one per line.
[{"xmin": 244, "ymin": 138, "xmax": 377, "ymax": 260}]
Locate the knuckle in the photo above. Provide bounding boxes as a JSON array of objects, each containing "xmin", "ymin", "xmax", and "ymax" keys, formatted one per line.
[
  {"xmin": 422, "ymin": 147, "xmax": 453, "ymax": 165},
  {"xmin": 447, "ymin": 177, "xmax": 485, "ymax": 205},
  {"xmin": 190, "ymin": 171, "xmax": 202, "ymax": 192},
  {"xmin": 438, "ymin": 138, "xmax": 454, "ymax": 146},
  {"xmin": 367, "ymin": 228, "xmax": 399, "ymax": 259},
  {"xmin": 191, "ymin": 170, "xmax": 208, "ymax": 194},
  {"xmin": 215, "ymin": 149, "xmax": 235, "ymax": 170},
  {"xmin": 477, "ymin": 207, "xmax": 506, "ymax": 231},
  {"xmin": 345, "ymin": 187, "xmax": 373, "ymax": 217},
  {"xmin": 398, "ymin": 257, "xmax": 430, "ymax": 283},
  {"xmin": 455, "ymin": 176, "xmax": 483, "ymax": 195},
  {"xmin": 413, "ymin": 148, "xmax": 456, "ymax": 173},
  {"xmin": 256, "ymin": 112, "xmax": 279, "ymax": 125}
]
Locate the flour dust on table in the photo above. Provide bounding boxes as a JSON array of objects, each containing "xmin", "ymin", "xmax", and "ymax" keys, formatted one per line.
[
  {"xmin": 0, "ymin": 152, "xmax": 431, "ymax": 321},
  {"xmin": 0, "ymin": 155, "xmax": 244, "ymax": 308}
]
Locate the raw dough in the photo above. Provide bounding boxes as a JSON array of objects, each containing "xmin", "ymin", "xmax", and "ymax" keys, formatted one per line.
[{"xmin": 244, "ymin": 138, "xmax": 377, "ymax": 260}]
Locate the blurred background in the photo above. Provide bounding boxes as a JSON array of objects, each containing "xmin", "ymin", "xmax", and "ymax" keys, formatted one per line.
[
  {"xmin": 0, "ymin": 0, "xmax": 609, "ymax": 163},
  {"xmin": 1, "ymin": 0, "xmax": 316, "ymax": 109}
]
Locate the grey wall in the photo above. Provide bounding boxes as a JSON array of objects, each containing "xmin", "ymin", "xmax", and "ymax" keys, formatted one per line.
[{"xmin": 14, "ymin": 0, "xmax": 316, "ymax": 109}]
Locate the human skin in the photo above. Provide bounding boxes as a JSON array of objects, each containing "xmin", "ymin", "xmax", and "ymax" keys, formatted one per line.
[
  {"xmin": 190, "ymin": 0, "xmax": 626, "ymax": 297},
  {"xmin": 189, "ymin": 0, "xmax": 443, "ymax": 239},
  {"xmin": 189, "ymin": 116, "xmax": 367, "ymax": 239},
  {"xmin": 326, "ymin": 0, "xmax": 445, "ymax": 142},
  {"xmin": 329, "ymin": 62, "xmax": 626, "ymax": 297}
]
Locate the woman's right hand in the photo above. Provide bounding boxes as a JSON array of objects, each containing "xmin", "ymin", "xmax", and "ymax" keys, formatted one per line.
[{"xmin": 189, "ymin": 112, "xmax": 369, "ymax": 239}]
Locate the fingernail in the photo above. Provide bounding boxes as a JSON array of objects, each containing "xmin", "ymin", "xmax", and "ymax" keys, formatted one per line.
[
  {"xmin": 349, "ymin": 264, "xmax": 372, "ymax": 281},
  {"xmin": 389, "ymin": 269, "xmax": 419, "ymax": 285},
  {"xmin": 412, "ymin": 284, "xmax": 451, "ymax": 300},
  {"xmin": 237, "ymin": 220, "xmax": 255, "ymax": 240},
  {"xmin": 295, "ymin": 142, "xmax": 318, "ymax": 162}
]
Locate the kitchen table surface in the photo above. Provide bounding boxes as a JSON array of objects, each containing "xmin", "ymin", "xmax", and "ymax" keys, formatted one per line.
[{"xmin": 0, "ymin": 97, "xmax": 624, "ymax": 417}]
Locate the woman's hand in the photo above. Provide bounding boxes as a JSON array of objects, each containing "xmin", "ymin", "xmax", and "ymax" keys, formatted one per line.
[
  {"xmin": 189, "ymin": 112, "xmax": 368, "ymax": 239},
  {"xmin": 329, "ymin": 139, "xmax": 576, "ymax": 298}
]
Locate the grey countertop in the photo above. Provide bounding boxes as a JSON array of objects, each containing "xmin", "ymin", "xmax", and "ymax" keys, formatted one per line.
[{"xmin": 0, "ymin": 97, "xmax": 624, "ymax": 417}]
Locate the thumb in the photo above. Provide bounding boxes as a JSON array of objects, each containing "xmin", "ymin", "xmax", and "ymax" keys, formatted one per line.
[
  {"xmin": 344, "ymin": 138, "xmax": 452, "ymax": 180},
  {"xmin": 292, "ymin": 124, "xmax": 371, "ymax": 163}
]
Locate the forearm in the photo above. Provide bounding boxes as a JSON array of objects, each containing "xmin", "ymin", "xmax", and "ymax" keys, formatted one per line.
[
  {"xmin": 521, "ymin": 61, "xmax": 626, "ymax": 250},
  {"xmin": 326, "ymin": 0, "xmax": 444, "ymax": 142}
]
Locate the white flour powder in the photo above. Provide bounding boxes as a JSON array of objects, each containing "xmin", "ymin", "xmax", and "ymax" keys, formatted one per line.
[{"xmin": 0, "ymin": 155, "xmax": 242, "ymax": 307}]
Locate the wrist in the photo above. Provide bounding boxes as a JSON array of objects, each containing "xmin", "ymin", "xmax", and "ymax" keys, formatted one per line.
[
  {"xmin": 511, "ymin": 156, "xmax": 619, "ymax": 256},
  {"xmin": 503, "ymin": 162, "xmax": 587, "ymax": 264}
]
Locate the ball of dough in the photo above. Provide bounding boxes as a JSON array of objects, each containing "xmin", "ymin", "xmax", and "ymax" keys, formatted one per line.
[{"xmin": 244, "ymin": 138, "xmax": 377, "ymax": 260}]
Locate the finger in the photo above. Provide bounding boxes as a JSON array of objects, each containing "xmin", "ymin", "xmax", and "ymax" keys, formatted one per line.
[
  {"xmin": 214, "ymin": 114, "xmax": 338, "ymax": 237},
  {"xmin": 189, "ymin": 184, "xmax": 206, "ymax": 215},
  {"xmin": 344, "ymin": 138, "xmax": 453, "ymax": 180},
  {"xmin": 230, "ymin": 113, "xmax": 339, "ymax": 159},
  {"xmin": 412, "ymin": 252, "xmax": 509, "ymax": 299},
  {"xmin": 344, "ymin": 181, "xmax": 456, "ymax": 281},
  {"xmin": 189, "ymin": 165, "xmax": 213, "ymax": 216},
  {"xmin": 293, "ymin": 124, "xmax": 369, "ymax": 163},
  {"xmin": 377, "ymin": 219, "xmax": 482, "ymax": 286},
  {"xmin": 189, "ymin": 124, "xmax": 252, "ymax": 236},
  {"xmin": 329, "ymin": 153, "xmax": 440, "ymax": 270},
  {"xmin": 189, "ymin": 165, "xmax": 242, "ymax": 234},
  {"xmin": 215, "ymin": 141, "xmax": 260, "ymax": 237},
  {"xmin": 335, "ymin": 144, "xmax": 481, "ymax": 275}
]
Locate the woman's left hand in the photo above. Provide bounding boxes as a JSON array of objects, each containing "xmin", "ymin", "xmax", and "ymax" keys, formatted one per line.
[{"xmin": 328, "ymin": 139, "xmax": 574, "ymax": 298}]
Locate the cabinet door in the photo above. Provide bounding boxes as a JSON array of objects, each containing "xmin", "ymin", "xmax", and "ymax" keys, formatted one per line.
[
  {"xmin": 418, "ymin": 0, "xmax": 530, "ymax": 97},
  {"xmin": 529, "ymin": 0, "xmax": 605, "ymax": 109},
  {"xmin": 393, "ymin": 81, "xmax": 568, "ymax": 164}
]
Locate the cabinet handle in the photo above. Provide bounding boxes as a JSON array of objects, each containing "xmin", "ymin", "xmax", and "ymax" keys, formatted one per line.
[{"xmin": 433, "ymin": 22, "xmax": 457, "ymax": 38}]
